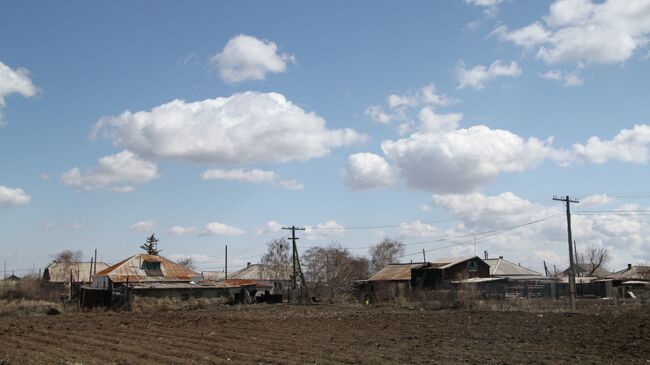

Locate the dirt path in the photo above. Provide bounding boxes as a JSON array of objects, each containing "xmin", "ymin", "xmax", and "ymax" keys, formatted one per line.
[{"xmin": 0, "ymin": 304, "xmax": 648, "ymax": 364}]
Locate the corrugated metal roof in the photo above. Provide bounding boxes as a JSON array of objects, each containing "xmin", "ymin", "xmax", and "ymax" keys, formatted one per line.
[
  {"xmin": 229, "ymin": 264, "xmax": 290, "ymax": 281},
  {"xmin": 452, "ymin": 277, "xmax": 505, "ymax": 284},
  {"xmin": 202, "ymin": 271, "xmax": 226, "ymax": 281},
  {"xmin": 368, "ymin": 263, "xmax": 424, "ymax": 281},
  {"xmin": 428, "ymin": 256, "xmax": 479, "ymax": 269},
  {"xmin": 563, "ymin": 263, "xmax": 612, "ymax": 278},
  {"xmin": 44, "ymin": 262, "xmax": 109, "ymax": 283},
  {"xmin": 484, "ymin": 258, "xmax": 543, "ymax": 277},
  {"xmin": 607, "ymin": 266, "xmax": 650, "ymax": 281},
  {"xmin": 95, "ymin": 254, "xmax": 201, "ymax": 283}
]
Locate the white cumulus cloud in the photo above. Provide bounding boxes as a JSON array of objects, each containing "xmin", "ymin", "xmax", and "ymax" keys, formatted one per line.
[
  {"xmin": 166, "ymin": 226, "xmax": 196, "ymax": 236},
  {"xmin": 255, "ymin": 220, "xmax": 284, "ymax": 236},
  {"xmin": 344, "ymin": 153, "xmax": 396, "ymax": 190},
  {"xmin": 92, "ymin": 92, "xmax": 365, "ymax": 164},
  {"xmin": 201, "ymin": 168, "xmax": 303, "ymax": 190},
  {"xmin": 200, "ymin": 222, "xmax": 246, "ymax": 236},
  {"xmin": 0, "ymin": 186, "xmax": 31, "ymax": 206},
  {"xmin": 129, "ymin": 220, "xmax": 156, "ymax": 232},
  {"xmin": 212, "ymin": 34, "xmax": 295, "ymax": 83},
  {"xmin": 571, "ymin": 124, "xmax": 650, "ymax": 164},
  {"xmin": 305, "ymin": 220, "xmax": 345, "ymax": 241},
  {"xmin": 382, "ymin": 125, "xmax": 554, "ymax": 193},
  {"xmin": 61, "ymin": 150, "xmax": 159, "ymax": 192},
  {"xmin": 497, "ymin": 0, "xmax": 650, "ymax": 65},
  {"xmin": 0, "ymin": 60, "xmax": 38, "ymax": 127},
  {"xmin": 456, "ymin": 60, "xmax": 522, "ymax": 90}
]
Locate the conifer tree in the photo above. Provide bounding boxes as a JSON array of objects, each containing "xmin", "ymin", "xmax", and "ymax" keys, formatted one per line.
[{"xmin": 141, "ymin": 234, "xmax": 161, "ymax": 255}]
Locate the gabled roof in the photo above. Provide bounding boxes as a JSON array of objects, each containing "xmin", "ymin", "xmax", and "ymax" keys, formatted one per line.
[
  {"xmin": 607, "ymin": 265, "xmax": 650, "ymax": 281},
  {"xmin": 229, "ymin": 264, "xmax": 290, "ymax": 281},
  {"xmin": 95, "ymin": 254, "xmax": 200, "ymax": 283},
  {"xmin": 368, "ymin": 263, "xmax": 426, "ymax": 281},
  {"xmin": 484, "ymin": 257, "xmax": 543, "ymax": 277},
  {"xmin": 563, "ymin": 263, "xmax": 612, "ymax": 278},
  {"xmin": 44, "ymin": 261, "xmax": 109, "ymax": 283},
  {"xmin": 427, "ymin": 256, "xmax": 482, "ymax": 269},
  {"xmin": 202, "ymin": 271, "xmax": 226, "ymax": 281}
]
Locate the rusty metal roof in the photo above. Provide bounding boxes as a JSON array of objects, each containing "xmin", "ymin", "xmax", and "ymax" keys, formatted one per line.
[
  {"xmin": 368, "ymin": 263, "xmax": 425, "ymax": 281},
  {"xmin": 44, "ymin": 261, "xmax": 109, "ymax": 283},
  {"xmin": 95, "ymin": 254, "xmax": 201, "ymax": 283},
  {"xmin": 229, "ymin": 264, "xmax": 291, "ymax": 281}
]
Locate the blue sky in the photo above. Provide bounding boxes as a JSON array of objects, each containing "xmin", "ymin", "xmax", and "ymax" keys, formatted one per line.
[{"xmin": 1, "ymin": 0, "xmax": 650, "ymax": 276}]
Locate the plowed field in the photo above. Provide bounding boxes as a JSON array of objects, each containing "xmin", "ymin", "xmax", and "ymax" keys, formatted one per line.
[{"xmin": 1, "ymin": 304, "xmax": 648, "ymax": 364}]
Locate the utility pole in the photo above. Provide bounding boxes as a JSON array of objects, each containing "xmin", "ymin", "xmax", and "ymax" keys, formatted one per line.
[
  {"xmin": 282, "ymin": 225, "xmax": 307, "ymax": 303},
  {"xmin": 93, "ymin": 249, "xmax": 98, "ymax": 276},
  {"xmin": 553, "ymin": 195, "xmax": 579, "ymax": 311},
  {"xmin": 225, "ymin": 244, "xmax": 228, "ymax": 279},
  {"xmin": 422, "ymin": 249, "xmax": 426, "ymax": 262}
]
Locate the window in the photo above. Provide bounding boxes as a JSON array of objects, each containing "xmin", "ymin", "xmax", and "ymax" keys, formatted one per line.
[
  {"xmin": 142, "ymin": 261, "xmax": 162, "ymax": 276},
  {"xmin": 467, "ymin": 260, "xmax": 478, "ymax": 272}
]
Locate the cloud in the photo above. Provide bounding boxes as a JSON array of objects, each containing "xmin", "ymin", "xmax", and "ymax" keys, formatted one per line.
[
  {"xmin": 200, "ymin": 222, "xmax": 246, "ymax": 236},
  {"xmin": 540, "ymin": 69, "xmax": 583, "ymax": 86},
  {"xmin": 426, "ymin": 191, "xmax": 650, "ymax": 270},
  {"xmin": 364, "ymin": 106, "xmax": 394, "ymax": 124},
  {"xmin": 305, "ymin": 220, "xmax": 345, "ymax": 241},
  {"xmin": 166, "ymin": 226, "xmax": 196, "ymax": 236},
  {"xmin": 92, "ymin": 92, "xmax": 365, "ymax": 164},
  {"xmin": 364, "ymin": 83, "xmax": 456, "ymax": 124},
  {"xmin": 129, "ymin": 220, "xmax": 156, "ymax": 232},
  {"xmin": 344, "ymin": 153, "xmax": 396, "ymax": 190},
  {"xmin": 61, "ymin": 150, "xmax": 159, "ymax": 192},
  {"xmin": 418, "ymin": 107, "xmax": 463, "ymax": 132},
  {"xmin": 581, "ymin": 194, "xmax": 615, "ymax": 207},
  {"xmin": 0, "ymin": 60, "xmax": 38, "ymax": 127},
  {"xmin": 456, "ymin": 60, "xmax": 522, "ymax": 90},
  {"xmin": 255, "ymin": 220, "xmax": 284, "ymax": 236},
  {"xmin": 201, "ymin": 168, "xmax": 303, "ymax": 190},
  {"xmin": 398, "ymin": 220, "xmax": 443, "ymax": 238},
  {"xmin": 212, "ymin": 34, "xmax": 295, "ymax": 83},
  {"xmin": 0, "ymin": 186, "xmax": 31, "ymax": 206},
  {"xmin": 497, "ymin": 0, "xmax": 650, "ymax": 65},
  {"xmin": 465, "ymin": 0, "xmax": 504, "ymax": 17},
  {"xmin": 64, "ymin": 223, "xmax": 84, "ymax": 231},
  {"xmin": 381, "ymin": 125, "xmax": 555, "ymax": 193},
  {"xmin": 571, "ymin": 124, "xmax": 650, "ymax": 164}
]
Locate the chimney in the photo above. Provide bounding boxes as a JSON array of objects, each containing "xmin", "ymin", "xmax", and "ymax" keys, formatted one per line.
[
  {"xmin": 247, "ymin": 262, "xmax": 251, "ymax": 268},
  {"xmin": 484, "ymin": 250, "xmax": 488, "ymax": 260},
  {"xmin": 628, "ymin": 264, "xmax": 632, "ymax": 270}
]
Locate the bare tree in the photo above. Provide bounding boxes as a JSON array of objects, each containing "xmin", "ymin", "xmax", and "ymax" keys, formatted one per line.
[
  {"xmin": 141, "ymin": 234, "xmax": 161, "ymax": 255},
  {"xmin": 176, "ymin": 257, "xmax": 196, "ymax": 270},
  {"xmin": 51, "ymin": 250, "xmax": 83, "ymax": 263},
  {"xmin": 302, "ymin": 242, "xmax": 369, "ymax": 303},
  {"xmin": 578, "ymin": 244, "xmax": 609, "ymax": 276},
  {"xmin": 369, "ymin": 238, "xmax": 405, "ymax": 274},
  {"xmin": 260, "ymin": 238, "xmax": 291, "ymax": 280}
]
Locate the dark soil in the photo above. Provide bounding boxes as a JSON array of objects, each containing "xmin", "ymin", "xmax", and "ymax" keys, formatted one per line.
[{"xmin": 0, "ymin": 304, "xmax": 648, "ymax": 364}]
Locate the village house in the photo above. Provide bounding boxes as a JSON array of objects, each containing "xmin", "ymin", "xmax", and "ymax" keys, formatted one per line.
[
  {"xmin": 364, "ymin": 263, "xmax": 425, "ymax": 302},
  {"xmin": 411, "ymin": 256, "xmax": 490, "ymax": 289},
  {"xmin": 228, "ymin": 262, "xmax": 291, "ymax": 295},
  {"xmin": 451, "ymin": 256, "xmax": 558, "ymax": 299},
  {"xmin": 43, "ymin": 261, "xmax": 109, "ymax": 297},
  {"xmin": 82, "ymin": 253, "xmax": 261, "ymax": 309}
]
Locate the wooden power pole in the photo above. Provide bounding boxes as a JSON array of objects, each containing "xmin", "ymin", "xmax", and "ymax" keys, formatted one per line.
[
  {"xmin": 553, "ymin": 195, "xmax": 579, "ymax": 311},
  {"xmin": 282, "ymin": 225, "xmax": 309, "ymax": 303}
]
